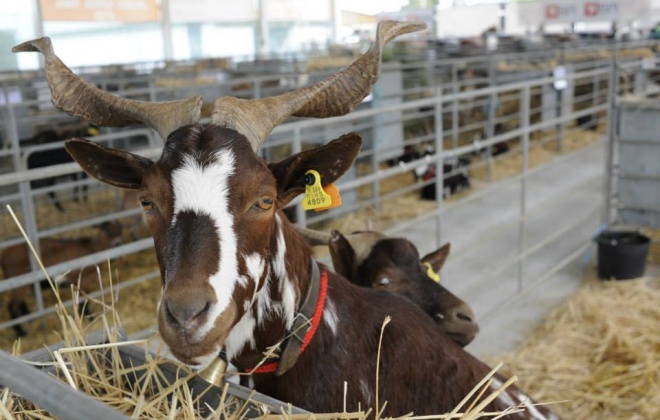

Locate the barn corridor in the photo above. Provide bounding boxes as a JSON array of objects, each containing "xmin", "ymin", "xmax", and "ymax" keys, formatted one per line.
[{"xmin": 403, "ymin": 141, "xmax": 607, "ymax": 357}]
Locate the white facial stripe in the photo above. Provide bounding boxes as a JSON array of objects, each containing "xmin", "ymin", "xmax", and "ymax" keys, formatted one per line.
[
  {"xmin": 323, "ymin": 298, "xmax": 339, "ymax": 336},
  {"xmin": 171, "ymin": 151, "xmax": 237, "ymax": 338},
  {"xmin": 273, "ymin": 214, "xmax": 295, "ymax": 329}
]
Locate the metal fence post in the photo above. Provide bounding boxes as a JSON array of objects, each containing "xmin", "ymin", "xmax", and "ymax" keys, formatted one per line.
[
  {"xmin": 486, "ymin": 56, "xmax": 496, "ymax": 181},
  {"xmin": 603, "ymin": 58, "xmax": 618, "ymax": 225},
  {"xmin": 434, "ymin": 87, "xmax": 445, "ymax": 247},
  {"xmin": 7, "ymin": 101, "xmax": 45, "ymax": 313},
  {"xmin": 518, "ymin": 85, "xmax": 531, "ymax": 292},
  {"xmin": 451, "ymin": 63, "xmax": 459, "ymax": 150}
]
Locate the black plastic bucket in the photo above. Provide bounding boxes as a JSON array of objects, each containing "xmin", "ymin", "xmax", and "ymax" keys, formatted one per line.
[{"xmin": 597, "ymin": 231, "xmax": 650, "ymax": 280}]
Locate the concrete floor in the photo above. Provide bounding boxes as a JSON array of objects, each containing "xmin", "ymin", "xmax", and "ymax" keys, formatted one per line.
[{"xmin": 399, "ymin": 142, "xmax": 610, "ymax": 358}]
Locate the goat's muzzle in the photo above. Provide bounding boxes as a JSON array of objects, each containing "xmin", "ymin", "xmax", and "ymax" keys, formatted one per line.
[
  {"xmin": 158, "ymin": 285, "xmax": 237, "ymax": 367},
  {"xmin": 435, "ymin": 303, "xmax": 479, "ymax": 347}
]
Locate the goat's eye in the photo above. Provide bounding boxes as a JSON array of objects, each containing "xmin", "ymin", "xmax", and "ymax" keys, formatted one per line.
[
  {"xmin": 377, "ymin": 277, "xmax": 390, "ymax": 288},
  {"xmin": 255, "ymin": 196, "xmax": 274, "ymax": 210},
  {"xmin": 140, "ymin": 198, "xmax": 154, "ymax": 212}
]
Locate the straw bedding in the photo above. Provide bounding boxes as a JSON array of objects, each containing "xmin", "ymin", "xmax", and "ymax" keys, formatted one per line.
[{"xmin": 489, "ymin": 274, "xmax": 660, "ymax": 419}]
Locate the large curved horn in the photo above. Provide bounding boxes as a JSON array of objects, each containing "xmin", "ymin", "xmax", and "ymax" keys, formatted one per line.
[
  {"xmin": 12, "ymin": 37, "xmax": 202, "ymax": 141},
  {"xmin": 212, "ymin": 20, "xmax": 426, "ymax": 151}
]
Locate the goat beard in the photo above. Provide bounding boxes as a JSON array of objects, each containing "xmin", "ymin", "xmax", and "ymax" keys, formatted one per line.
[{"xmin": 158, "ymin": 302, "xmax": 237, "ymax": 367}]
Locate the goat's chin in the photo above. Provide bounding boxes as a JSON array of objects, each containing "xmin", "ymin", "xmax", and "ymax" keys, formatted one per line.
[
  {"xmin": 158, "ymin": 303, "xmax": 238, "ymax": 367},
  {"xmin": 446, "ymin": 332, "xmax": 477, "ymax": 347},
  {"xmin": 436, "ymin": 321, "xmax": 479, "ymax": 347}
]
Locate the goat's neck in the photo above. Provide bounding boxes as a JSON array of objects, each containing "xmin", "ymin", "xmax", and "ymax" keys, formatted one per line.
[{"xmin": 226, "ymin": 212, "xmax": 314, "ymax": 369}]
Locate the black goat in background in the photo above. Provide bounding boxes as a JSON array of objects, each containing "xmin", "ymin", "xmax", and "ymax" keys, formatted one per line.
[
  {"xmin": 389, "ymin": 144, "xmax": 471, "ymax": 200},
  {"xmin": 26, "ymin": 127, "xmax": 95, "ymax": 211}
]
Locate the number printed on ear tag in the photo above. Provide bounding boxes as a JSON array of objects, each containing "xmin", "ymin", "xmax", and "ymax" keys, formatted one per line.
[{"xmin": 302, "ymin": 170, "xmax": 342, "ymax": 211}]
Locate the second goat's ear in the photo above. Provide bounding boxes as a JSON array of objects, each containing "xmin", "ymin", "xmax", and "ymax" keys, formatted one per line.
[
  {"xmin": 329, "ymin": 230, "xmax": 360, "ymax": 283},
  {"xmin": 269, "ymin": 133, "xmax": 362, "ymax": 208},
  {"xmin": 421, "ymin": 243, "xmax": 451, "ymax": 273}
]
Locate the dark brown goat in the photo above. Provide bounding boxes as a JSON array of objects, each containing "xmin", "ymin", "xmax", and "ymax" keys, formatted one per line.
[
  {"xmin": 296, "ymin": 226, "xmax": 479, "ymax": 347},
  {"xmin": 1, "ymin": 221, "xmax": 122, "ymax": 337},
  {"xmin": 13, "ymin": 23, "xmax": 557, "ymax": 418},
  {"xmin": 331, "ymin": 232, "xmax": 479, "ymax": 346}
]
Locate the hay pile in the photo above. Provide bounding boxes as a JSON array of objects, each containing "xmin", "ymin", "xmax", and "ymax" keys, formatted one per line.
[
  {"xmin": 640, "ymin": 228, "xmax": 660, "ymax": 265},
  {"xmin": 491, "ymin": 275, "xmax": 660, "ymax": 419}
]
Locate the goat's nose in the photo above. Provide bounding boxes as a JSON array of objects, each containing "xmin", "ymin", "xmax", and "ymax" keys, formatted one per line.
[
  {"xmin": 456, "ymin": 308, "xmax": 475, "ymax": 324},
  {"xmin": 164, "ymin": 296, "xmax": 211, "ymax": 328}
]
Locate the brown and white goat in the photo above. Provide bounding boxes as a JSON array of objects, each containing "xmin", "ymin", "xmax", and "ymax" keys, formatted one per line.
[
  {"xmin": 1, "ymin": 221, "xmax": 122, "ymax": 337},
  {"xmin": 297, "ymin": 227, "xmax": 479, "ymax": 346},
  {"xmin": 13, "ymin": 23, "xmax": 557, "ymax": 417}
]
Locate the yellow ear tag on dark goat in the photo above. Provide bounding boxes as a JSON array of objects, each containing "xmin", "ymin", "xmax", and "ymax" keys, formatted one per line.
[
  {"xmin": 424, "ymin": 262, "xmax": 441, "ymax": 283},
  {"xmin": 302, "ymin": 170, "xmax": 342, "ymax": 211}
]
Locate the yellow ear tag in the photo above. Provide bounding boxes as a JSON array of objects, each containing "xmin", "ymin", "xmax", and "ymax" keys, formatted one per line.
[
  {"xmin": 302, "ymin": 170, "xmax": 342, "ymax": 211},
  {"xmin": 424, "ymin": 262, "xmax": 441, "ymax": 283}
]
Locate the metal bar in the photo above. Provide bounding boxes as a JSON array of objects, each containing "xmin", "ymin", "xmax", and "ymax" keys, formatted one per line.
[
  {"xmin": 517, "ymin": 86, "xmax": 530, "ymax": 292},
  {"xmin": 434, "ymin": 88, "xmax": 444, "ymax": 247},
  {"xmin": 603, "ymin": 58, "xmax": 618, "ymax": 225},
  {"xmin": 0, "ymin": 350, "xmax": 129, "ymax": 420},
  {"xmin": 619, "ymin": 173, "xmax": 660, "ymax": 181},
  {"xmin": 480, "ymin": 240, "xmax": 593, "ymax": 324},
  {"xmin": 617, "ymin": 205, "xmax": 660, "ymax": 214},
  {"xmin": 115, "ymin": 345, "xmax": 310, "ymax": 416},
  {"xmin": 7, "ymin": 100, "xmax": 44, "ymax": 310},
  {"xmin": 451, "ymin": 64, "xmax": 459, "ymax": 150},
  {"xmin": 0, "ymin": 270, "xmax": 159, "ymax": 331},
  {"xmin": 0, "ymin": 238, "xmax": 154, "ymax": 294},
  {"xmin": 618, "ymin": 138, "xmax": 660, "ymax": 146},
  {"xmin": 0, "ymin": 145, "xmax": 161, "ymax": 187}
]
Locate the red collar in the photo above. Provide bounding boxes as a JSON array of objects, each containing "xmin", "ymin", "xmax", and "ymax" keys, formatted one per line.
[{"xmin": 250, "ymin": 267, "xmax": 328, "ymax": 374}]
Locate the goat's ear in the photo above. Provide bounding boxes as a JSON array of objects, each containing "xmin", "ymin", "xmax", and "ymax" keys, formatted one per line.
[
  {"xmin": 65, "ymin": 138, "xmax": 153, "ymax": 189},
  {"xmin": 421, "ymin": 242, "xmax": 451, "ymax": 272},
  {"xmin": 329, "ymin": 230, "xmax": 360, "ymax": 283},
  {"xmin": 269, "ymin": 133, "xmax": 362, "ymax": 207}
]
